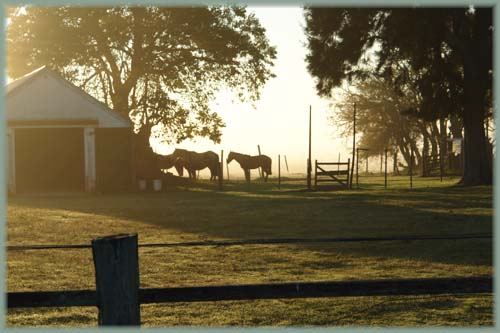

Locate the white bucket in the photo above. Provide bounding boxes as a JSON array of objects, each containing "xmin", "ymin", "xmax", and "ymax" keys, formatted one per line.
[
  {"xmin": 153, "ymin": 179, "xmax": 162, "ymax": 192},
  {"xmin": 138, "ymin": 180, "xmax": 147, "ymax": 191}
]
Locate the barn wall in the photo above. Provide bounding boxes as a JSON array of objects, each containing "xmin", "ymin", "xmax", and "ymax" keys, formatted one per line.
[
  {"xmin": 14, "ymin": 127, "xmax": 85, "ymax": 192},
  {"xmin": 7, "ymin": 71, "xmax": 130, "ymax": 128},
  {"xmin": 95, "ymin": 128, "xmax": 135, "ymax": 192}
]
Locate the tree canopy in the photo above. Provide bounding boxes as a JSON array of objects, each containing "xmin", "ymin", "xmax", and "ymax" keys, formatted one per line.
[
  {"xmin": 304, "ymin": 7, "xmax": 492, "ymax": 185},
  {"xmin": 330, "ymin": 75, "xmax": 422, "ymax": 166},
  {"xmin": 7, "ymin": 6, "xmax": 276, "ymax": 149}
]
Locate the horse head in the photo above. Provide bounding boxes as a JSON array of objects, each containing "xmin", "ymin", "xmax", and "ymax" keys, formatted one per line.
[
  {"xmin": 227, "ymin": 151, "xmax": 235, "ymax": 164},
  {"xmin": 172, "ymin": 148, "xmax": 188, "ymax": 157},
  {"xmin": 173, "ymin": 157, "xmax": 187, "ymax": 176}
]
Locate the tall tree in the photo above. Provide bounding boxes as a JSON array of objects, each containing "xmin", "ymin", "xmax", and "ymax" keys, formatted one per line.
[
  {"xmin": 330, "ymin": 75, "xmax": 422, "ymax": 168},
  {"xmin": 304, "ymin": 7, "xmax": 492, "ymax": 185},
  {"xmin": 7, "ymin": 6, "xmax": 276, "ymax": 156}
]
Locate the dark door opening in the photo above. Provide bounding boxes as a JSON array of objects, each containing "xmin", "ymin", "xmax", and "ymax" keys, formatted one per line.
[{"xmin": 15, "ymin": 127, "xmax": 85, "ymax": 192}]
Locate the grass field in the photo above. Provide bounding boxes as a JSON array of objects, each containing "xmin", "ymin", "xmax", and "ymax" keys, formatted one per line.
[{"xmin": 6, "ymin": 176, "xmax": 493, "ymax": 327}]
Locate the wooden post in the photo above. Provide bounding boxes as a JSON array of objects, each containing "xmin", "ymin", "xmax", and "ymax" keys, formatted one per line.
[
  {"xmin": 346, "ymin": 158, "xmax": 350, "ymax": 189},
  {"xmin": 366, "ymin": 156, "xmax": 368, "ymax": 174},
  {"xmin": 219, "ymin": 150, "xmax": 223, "ymax": 190},
  {"xmin": 384, "ymin": 149, "xmax": 388, "ymax": 190},
  {"xmin": 439, "ymin": 117, "xmax": 446, "ymax": 182},
  {"xmin": 307, "ymin": 106, "xmax": 312, "ymax": 190},
  {"xmin": 422, "ymin": 136, "xmax": 428, "ymax": 177},
  {"xmin": 439, "ymin": 143, "xmax": 444, "ymax": 183},
  {"xmin": 380, "ymin": 153, "xmax": 383, "ymax": 174},
  {"xmin": 410, "ymin": 146, "xmax": 413, "ymax": 189},
  {"xmin": 278, "ymin": 154, "xmax": 281, "ymax": 189},
  {"xmin": 92, "ymin": 234, "xmax": 140, "ymax": 326},
  {"xmin": 350, "ymin": 103, "xmax": 356, "ymax": 189},
  {"xmin": 284, "ymin": 155, "xmax": 289, "ymax": 172},
  {"xmin": 393, "ymin": 150, "xmax": 398, "ymax": 175},
  {"xmin": 314, "ymin": 160, "xmax": 318, "ymax": 187},
  {"xmin": 257, "ymin": 145, "xmax": 263, "ymax": 180},
  {"xmin": 226, "ymin": 162, "xmax": 230, "ymax": 181},
  {"xmin": 356, "ymin": 148, "xmax": 359, "ymax": 188},
  {"xmin": 338, "ymin": 152, "xmax": 340, "ymax": 173}
]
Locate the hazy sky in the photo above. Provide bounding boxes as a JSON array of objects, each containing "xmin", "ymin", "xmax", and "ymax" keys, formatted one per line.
[
  {"xmin": 154, "ymin": 6, "xmax": 352, "ymax": 177},
  {"xmin": 6, "ymin": 6, "xmax": 353, "ymax": 179}
]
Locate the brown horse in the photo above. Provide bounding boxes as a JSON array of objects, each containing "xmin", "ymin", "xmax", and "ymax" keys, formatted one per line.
[
  {"xmin": 158, "ymin": 153, "xmax": 185, "ymax": 176},
  {"xmin": 226, "ymin": 151, "xmax": 272, "ymax": 182},
  {"xmin": 172, "ymin": 148, "xmax": 220, "ymax": 181}
]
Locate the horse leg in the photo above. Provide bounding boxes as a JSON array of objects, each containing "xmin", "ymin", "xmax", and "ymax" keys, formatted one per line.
[{"xmin": 211, "ymin": 167, "xmax": 216, "ymax": 181}]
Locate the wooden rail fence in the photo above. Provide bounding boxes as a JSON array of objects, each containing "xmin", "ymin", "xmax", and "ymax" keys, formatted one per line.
[{"xmin": 7, "ymin": 233, "xmax": 493, "ymax": 326}]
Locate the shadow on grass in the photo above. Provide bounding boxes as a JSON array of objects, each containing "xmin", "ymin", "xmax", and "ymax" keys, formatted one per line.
[{"xmin": 8, "ymin": 179, "xmax": 492, "ymax": 267}]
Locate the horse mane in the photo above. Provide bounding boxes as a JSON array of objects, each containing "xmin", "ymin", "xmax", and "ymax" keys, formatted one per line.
[{"xmin": 229, "ymin": 151, "xmax": 251, "ymax": 158}]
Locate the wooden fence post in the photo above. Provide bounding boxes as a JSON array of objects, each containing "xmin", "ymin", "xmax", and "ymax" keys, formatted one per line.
[
  {"xmin": 337, "ymin": 152, "xmax": 340, "ymax": 174},
  {"xmin": 346, "ymin": 158, "xmax": 350, "ymax": 189},
  {"xmin": 278, "ymin": 154, "xmax": 281, "ymax": 189},
  {"xmin": 380, "ymin": 153, "xmax": 383, "ymax": 174},
  {"xmin": 356, "ymin": 148, "xmax": 359, "ymax": 188},
  {"xmin": 384, "ymin": 149, "xmax": 388, "ymax": 190},
  {"xmin": 219, "ymin": 150, "xmax": 223, "ymax": 190},
  {"xmin": 350, "ymin": 103, "xmax": 356, "ymax": 190},
  {"xmin": 422, "ymin": 136, "xmax": 428, "ymax": 177},
  {"xmin": 410, "ymin": 146, "xmax": 413, "ymax": 189},
  {"xmin": 314, "ymin": 160, "xmax": 318, "ymax": 187},
  {"xmin": 92, "ymin": 234, "xmax": 140, "ymax": 326}
]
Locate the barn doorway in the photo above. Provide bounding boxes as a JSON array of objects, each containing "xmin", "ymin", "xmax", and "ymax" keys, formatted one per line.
[{"xmin": 15, "ymin": 128, "xmax": 85, "ymax": 192}]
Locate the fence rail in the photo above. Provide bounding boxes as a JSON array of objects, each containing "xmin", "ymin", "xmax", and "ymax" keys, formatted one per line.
[
  {"xmin": 7, "ymin": 233, "xmax": 493, "ymax": 326},
  {"xmin": 6, "ymin": 233, "xmax": 492, "ymax": 251},
  {"xmin": 8, "ymin": 276, "xmax": 492, "ymax": 309}
]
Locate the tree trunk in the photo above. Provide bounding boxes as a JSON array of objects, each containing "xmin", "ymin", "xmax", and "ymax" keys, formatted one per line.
[
  {"xmin": 449, "ymin": 114, "xmax": 463, "ymax": 139},
  {"xmin": 397, "ymin": 137, "xmax": 411, "ymax": 168},
  {"xmin": 461, "ymin": 80, "xmax": 492, "ymax": 185},
  {"xmin": 430, "ymin": 121, "xmax": 440, "ymax": 159},
  {"xmin": 134, "ymin": 123, "xmax": 162, "ymax": 180},
  {"xmin": 410, "ymin": 139, "xmax": 422, "ymax": 168},
  {"xmin": 135, "ymin": 123, "xmax": 154, "ymax": 160},
  {"xmin": 460, "ymin": 7, "xmax": 492, "ymax": 186},
  {"xmin": 393, "ymin": 150, "xmax": 399, "ymax": 175}
]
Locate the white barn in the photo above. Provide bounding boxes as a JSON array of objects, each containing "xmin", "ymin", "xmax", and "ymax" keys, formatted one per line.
[{"xmin": 6, "ymin": 66, "xmax": 135, "ymax": 193}]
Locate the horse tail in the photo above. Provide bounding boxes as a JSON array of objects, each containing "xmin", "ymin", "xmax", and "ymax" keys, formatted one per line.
[
  {"xmin": 265, "ymin": 156, "xmax": 272, "ymax": 175},
  {"xmin": 213, "ymin": 156, "xmax": 221, "ymax": 175}
]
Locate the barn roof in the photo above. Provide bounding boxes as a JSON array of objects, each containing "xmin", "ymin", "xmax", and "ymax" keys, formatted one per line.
[{"xmin": 6, "ymin": 66, "xmax": 132, "ymax": 128}]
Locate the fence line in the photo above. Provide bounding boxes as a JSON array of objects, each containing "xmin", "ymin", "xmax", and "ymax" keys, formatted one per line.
[
  {"xmin": 6, "ymin": 233, "xmax": 492, "ymax": 251},
  {"xmin": 6, "ymin": 233, "xmax": 493, "ymax": 326},
  {"xmin": 8, "ymin": 276, "xmax": 492, "ymax": 309}
]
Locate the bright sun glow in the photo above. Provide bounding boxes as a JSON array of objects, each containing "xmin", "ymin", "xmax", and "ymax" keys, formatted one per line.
[{"xmin": 151, "ymin": 7, "xmax": 350, "ymax": 178}]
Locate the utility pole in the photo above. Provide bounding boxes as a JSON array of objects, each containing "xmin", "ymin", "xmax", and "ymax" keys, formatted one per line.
[
  {"xmin": 307, "ymin": 106, "xmax": 312, "ymax": 190},
  {"xmin": 350, "ymin": 103, "xmax": 356, "ymax": 189},
  {"xmin": 257, "ymin": 145, "xmax": 263, "ymax": 180},
  {"xmin": 356, "ymin": 148, "xmax": 359, "ymax": 188}
]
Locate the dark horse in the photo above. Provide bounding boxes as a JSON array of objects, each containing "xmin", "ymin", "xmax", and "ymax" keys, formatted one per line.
[
  {"xmin": 172, "ymin": 148, "xmax": 220, "ymax": 181},
  {"xmin": 158, "ymin": 153, "xmax": 185, "ymax": 176},
  {"xmin": 226, "ymin": 151, "xmax": 272, "ymax": 182}
]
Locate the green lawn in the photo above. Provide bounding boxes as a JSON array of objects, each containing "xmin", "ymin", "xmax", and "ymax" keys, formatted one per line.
[{"xmin": 6, "ymin": 176, "xmax": 493, "ymax": 327}]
